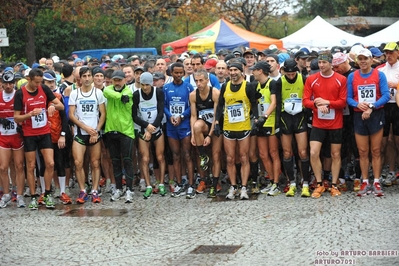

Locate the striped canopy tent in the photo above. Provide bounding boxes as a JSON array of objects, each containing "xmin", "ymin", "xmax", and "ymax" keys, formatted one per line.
[{"xmin": 161, "ymin": 19, "xmax": 283, "ymax": 55}]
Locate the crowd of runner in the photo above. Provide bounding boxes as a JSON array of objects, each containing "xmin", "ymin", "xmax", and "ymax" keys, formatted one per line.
[{"xmin": 0, "ymin": 41, "xmax": 398, "ymax": 210}]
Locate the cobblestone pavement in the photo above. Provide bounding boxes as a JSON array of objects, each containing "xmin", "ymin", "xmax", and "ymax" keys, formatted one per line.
[{"xmin": 1, "ymin": 181, "xmax": 398, "ymax": 266}]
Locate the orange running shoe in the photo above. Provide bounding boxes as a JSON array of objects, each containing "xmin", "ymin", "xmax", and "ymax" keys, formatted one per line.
[
  {"xmin": 92, "ymin": 191, "xmax": 101, "ymax": 203},
  {"xmin": 196, "ymin": 181, "xmax": 206, "ymax": 194},
  {"xmin": 38, "ymin": 193, "xmax": 45, "ymax": 205},
  {"xmin": 353, "ymin": 179, "xmax": 361, "ymax": 192},
  {"xmin": 99, "ymin": 177, "xmax": 106, "ymax": 187},
  {"xmin": 330, "ymin": 186, "xmax": 341, "ymax": 197},
  {"xmin": 337, "ymin": 181, "xmax": 347, "ymax": 192},
  {"xmin": 76, "ymin": 190, "xmax": 87, "ymax": 204},
  {"xmin": 60, "ymin": 193, "xmax": 72, "ymax": 204},
  {"xmin": 311, "ymin": 184, "xmax": 326, "ymax": 199}
]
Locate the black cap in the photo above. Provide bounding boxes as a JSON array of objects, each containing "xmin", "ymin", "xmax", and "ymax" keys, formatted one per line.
[
  {"xmin": 111, "ymin": 70, "xmax": 125, "ymax": 79},
  {"xmin": 134, "ymin": 66, "xmax": 145, "ymax": 72},
  {"xmin": 153, "ymin": 72, "xmax": 165, "ymax": 80},
  {"xmin": 249, "ymin": 61, "xmax": 271, "ymax": 73},
  {"xmin": 294, "ymin": 50, "xmax": 309, "ymax": 59},
  {"xmin": 232, "ymin": 48, "xmax": 242, "ymax": 56},
  {"xmin": 330, "ymin": 46, "xmax": 344, "ymax": 54},
  {"xmin": 2, "ymin": 71, "xmax": 15, "ymax": 83},
  {"xmin": 216, "ymin": 49, "xmax": 229, "ymax": 56},
  {"xmin": 283, "ymin": 58, "xmax": 299, "ymax": 72}
]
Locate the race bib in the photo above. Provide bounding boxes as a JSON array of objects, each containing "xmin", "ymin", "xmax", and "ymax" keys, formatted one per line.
[
  {"xmin": 284, "ymin": 98, "xmax": 302, "ymax": 115},
  {"xmin": 388, "ymin": 87, "xmax": 396, "ymax": 103},
  {"xmin": 227, "ymin": 103, "xmax": 245, "ymax": 123},
  {"xmin": 169, "ymin": 101, "xmax": 185, "ymax": 116},
  {"xmin": 141, "ymin": 106, "xmax": 157, "ymax": 122},
  {"xmin": 357, "ymin": 84, "xmax": 376, "ymax": 103},
  {"xmin": 31, "ymin": 109, "xmax": 48, "ymax": 129},
  {"xmin": 318, "ymin": 108, "xmax": 335, "ymax": 120},
  {"xmin": 199, "ymin": 108, "xmax": 214, "ymax": 124},
  {"xmin": 79, "ymin": 100, "xmax": 96, "ymax": 117},
  {"xmin": 0, "ymin": 117, "xmax": 17, "ymax": 135}
]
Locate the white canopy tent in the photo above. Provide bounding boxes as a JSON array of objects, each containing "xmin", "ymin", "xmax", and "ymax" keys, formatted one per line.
[
  {"xmin": 281, "ymin": 16, "xmax": 364, "ymax": 48},
  {"xmin": 363, "ymin": 20, "xmax": 399, "ymax": 46}
]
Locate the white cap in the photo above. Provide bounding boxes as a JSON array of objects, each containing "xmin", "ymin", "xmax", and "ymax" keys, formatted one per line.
[{"xmin": 357, "ymin": 49, "xmax": 372, "ymax": 58}]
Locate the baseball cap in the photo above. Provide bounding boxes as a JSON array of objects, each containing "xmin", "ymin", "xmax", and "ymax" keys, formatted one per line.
[
  {"xmin": 243, "ymin": 49, "xmax": 256, "ymax": 56},
  {"xmin": 216, "ymin": 49, "xmax": 228, "ymax": 56},
  {"xmin": 189, "ymin": 50, "xmax": 198, "ymax": 55},
  {"xmin": 357, "ymin": 49, "xmax": 372, "ymax": 58},
  {"xmin": 332, "ymin": 52, "xmax": 348, "ymax": 66},
  {"xmin": 330, "ymin": 46, "xmax": 344, "ymax": 54},
  {"xmin": 153, "ymin": 72, "xmax": 165, "ymax": 80},
  {"xmin": 232, "ymin": 48, "xmax": 242, "ymax": 56},
  {"xmin": 295, "ymin": 50, "xmax": 309, "ymax": 59},
  {"xmin": 43, "ymin": 72, "xmax": 56, "ymax": 81},
  {"xmin": 277, "ymin": 53, "xmax": 289, "ymax": 64},
  {"xmin": 282, "ymin": 58, "xmax": 299, "ymax": 72},
  {"xmin": 2, "ymin": 71, "xmax": 15, "ymax": 83},
  {"xmin": 204, "ymin": 59, "xmax": 218, "ymax": 70},
  {"xmin": 134, "ymin": 66, "xmax": 145, "ymax": 72},
  {"xmin": 140, "ymin": 72, "xmax": 153, "ymax": 85},
  {"xmin": 383, "ymin": 42, "xmax": 398, "ymax": 51},
  {"xmin": 24, "ymin": 68, "xmax": 31, "ymax": 77},
  {"xmin": 111, "ymin": 70, "xmax": 126, "ymax": 79},
  {"xmin": 369, "ymin": 47, "xmax": 383, "ymax": 57},
  {"xmin": 249, "ymin": 61, "xmax": 271, "ymax": 73}
]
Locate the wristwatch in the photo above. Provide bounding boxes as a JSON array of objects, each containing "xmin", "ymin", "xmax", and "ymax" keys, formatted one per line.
[
  {"xmin": 368, "ymin": 103, "xmax": 375, "ymax": 110},
  {"xmin": 60, "ymin": 131, "xmax": 66, "ymax": 136},
  {"xmin": 180, "ymin": 115, "xmax": 185, "ymax": 120},
  {"xmin": 264, "ymin": 114, "xmax": 268, "ymax": 119}
]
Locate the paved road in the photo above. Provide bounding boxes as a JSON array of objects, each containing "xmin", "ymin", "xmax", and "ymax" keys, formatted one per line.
[{"xmin": 1, "ymin": 182, "xmax": 398, "ymax": 266}]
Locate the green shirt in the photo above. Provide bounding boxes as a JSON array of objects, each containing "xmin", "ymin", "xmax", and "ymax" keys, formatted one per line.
[{"xmin": 103, "ymin": 85, "xmax": 135, "ymax": 139}]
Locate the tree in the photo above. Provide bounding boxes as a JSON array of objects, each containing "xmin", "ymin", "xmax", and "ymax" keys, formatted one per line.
[
  {"xmin": 0, "ymin": 0, "xmax": 53, "ymax": 64},
  {"xmin": 217, "ymin": 0, "xmax": 291, "ymax": 32}
]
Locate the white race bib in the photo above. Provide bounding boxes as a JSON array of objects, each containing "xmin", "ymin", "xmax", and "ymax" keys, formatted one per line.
[
  {"xmin": 357, "ymin": 84, "xmax": 376, "ymax": 103},
  {"xmin": 227, "ymin": 103, "xmax": 245, "ymax": 123},
  {"xmin": 31, "ymin": 109, "xmax": 48, "ymax": 129},
  {"xmin": 0, "ymin": 118, "xmax": 17, "ymax": 135},
  {"xmin": 79, "ymin": 100, "xmax": 96, "ymax": 118},
  {"xmin": 388, "ymin": 88, "xmax": 397, "ymax": 103},
  {"xmin": 199, "ymin": 108, "xmax": 214, "ymax": 124},
  {"xmin": 284, "ymin": 98, "xmax": 302, "ymax": 115},
  {"xmin": 169, "ymin": 101, "xmax": 185, "ymax": 116},
  {"xmin": 318, "ymin": 108, "xmax": 335, "ymax": 120},
  {"xmin": 141, "ymin": 106, "xmax": 157, "ymax": 122}
]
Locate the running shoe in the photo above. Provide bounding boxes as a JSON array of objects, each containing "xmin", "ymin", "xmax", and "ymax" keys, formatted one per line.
[
  {"xmin": 23, "ymin": 187, "xmax": 31, "ymax": 197},
  {"xmin": 54, "ymin": 188, "xmax": 61, "ymax": 198},
  {"xmin": 311, "ymin": 184, "xmax": 326, "ymax": 199},
  {"xmin": 382, "ymin": 173, "xmax": 395, "ymax": 187},
  {"xmin": 143, "ymin": 187, "xmax": 153, "ymax": 199},
  {"xmin": 196, "ymin": 181, "xmax": 206, "ymax": 194},
  {"xmin": 111, "ymin": 189, "xmax": 122, "ymax": 201},
  {"xmin": 139, "ymin": 179, "xmax": 146, "ymax": 192},
  {"xmin": 251, "ymin": 183, "xmax": 260, "ymax": 194},
  {"xmin": 44, "ymin": 194, "xmax": 55, "ymax": 209},
  {"xmin": 199, "ymin": 154, "xmax": 209, "ymax": 171},
  {"xmin": 240, "ymin": 186, "xmax": 249, "ymax": 200},
  {"xmin": 267, "ymin": 184, "xmax": 281, "ymax": 196},
  {"xmin": 330, "ymin": 186, "xmax": 341, "ymax": 197},
  {"xmin": 105, "ymin": 179, "xmax": 112, "ymax": 193},
  {"xmin": 125, "ymin": 189, "xmax": 134, "ymax": 203},
  {"xmin": 337, "ymin": 182, "xmax": 348, "ymax": 192},
  {"xmin": 169, "ymin": 180, "xmax": 176, "ymax": 193},
  {"xmin": 208, "ymin": 186, "xmax": 216, "ymax": 198},
  {"xmin": 16, "ymin": 195, "xmax": 25, "ymax": 208},
  {"xmin": 186, "ymin": 187, "xmax": 196, "ymax": 199},
  {"xmin": 38, "ymin": 193, "xmax": 45, "ymax": 205},
  {"xmin": 301, "ymin": 186, "xmax": 311, "ymax": 197},
  {"xmin": 283, "ymin": 182, "xmax": 290, "ymax": 193},
  {"xmin": 0, "ymin": 194, "xmax": 11, "ymax": 208},
  {"xmin": 152, "ymin": 182, "xmax": 160, "ymax": 194},
  {"xmin": 286, "ymin": 184, "xmax": 296, "ymax": 197},
  {"xmin": 92, "ymin": 191, "xmax": 101, "ymax": 203},
  {"xmin": 372, "ymin": 182, "xmax": 384, "ymax": 197},
  {"xmin": 225, "ymin": 186, "xmax": 237, "ymax": 200},
  {"xmin": 76, "ymin": 190, "xmax": 88, "ymax": 204},
  {"xmin": 260, "ymin": 183, "xmax": 273, "ymax": 194},
  {"xmin": 28, "ymin": 198, "xmax": 39, "ymax": 210},
  {"xmin": 11, "ymin": 190, "xmax": 17, "ymax": 202},
  {"xmin": 322, "ymin": 179, "xmax": 330, "ymax": 191},
  {"xmin": 99, "ymin": 177, "xmax": 106, "ymax": 187},
  {"xmin": 357, "ymin": 182, "xmax": 371, "ymax": 197},
  {"xmin": 60, "ymin": 193, "xmax": 72, "ymax": 205},
  {"xmin": 353, "ymin": 179, "xmax": 361, "ymax": 192},
  {"xmin": 171, "ymin": 185, "xmax": 185, "ymax": 197},
  {"xmin": 159, "ymin": 184, "xmax": 167, "ymax": 196}
]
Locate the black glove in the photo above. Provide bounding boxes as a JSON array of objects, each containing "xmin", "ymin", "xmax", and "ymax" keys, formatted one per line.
[
  {"xmin": 251, "ymin": 119, "xmax": 258, "ymax": 135},
  {"xmin": 0, "ymin": 118, "xmax": 11, "ymax": 127},
  {"xmin": 255, "ymin": 116, "xmax": 267, "ymax": 128},
  {"xmin": 17, "ymin": 125, "xmax": 23, "ymax": 138},
  {"xmin": 121, "ymin": 95, "xmax": 129, "ymax": 104},
  {"xmin": 213, "ymin": 124, "xmax": 222, "ymax": 137}
]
